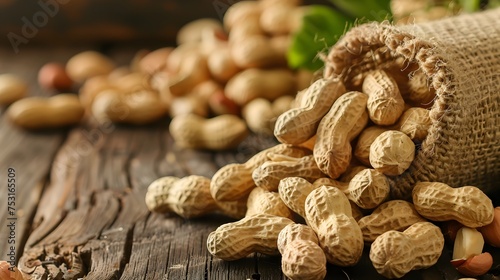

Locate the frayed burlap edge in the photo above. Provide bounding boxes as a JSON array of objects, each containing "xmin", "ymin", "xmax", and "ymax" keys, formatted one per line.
[{"xmin": 323, "ymin": 9, "xmax": 500, "ymax": 199}]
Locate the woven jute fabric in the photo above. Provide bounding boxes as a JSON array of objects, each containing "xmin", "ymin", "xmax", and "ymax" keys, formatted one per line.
[{"xmin": 324, "ymin": 8, "xmax": 500, "ymax": 199}]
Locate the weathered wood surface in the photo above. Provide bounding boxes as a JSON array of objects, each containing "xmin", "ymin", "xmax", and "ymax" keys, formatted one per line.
[{"xmin": 0, "ymin": 48, "xmax": 500, "ymax": 280}]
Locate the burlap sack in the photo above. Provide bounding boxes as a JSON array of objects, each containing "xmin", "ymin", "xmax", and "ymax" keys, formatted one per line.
[{"xmin": 324, "ymin": 8, "xmax": 500, "ymax": 199}]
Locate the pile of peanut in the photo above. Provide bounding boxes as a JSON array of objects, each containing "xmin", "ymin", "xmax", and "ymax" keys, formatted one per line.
[
  {"xmin": 145, "ymin": 59, "xmax": 499, "ymax": 279},
  {"xmin": 1, "ymin": 0, "xmax": 315, "ymax": 151}
]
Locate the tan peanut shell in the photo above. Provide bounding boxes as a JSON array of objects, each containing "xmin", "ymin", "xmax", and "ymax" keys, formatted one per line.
[
  {"xmin": 223, "ymin": 0, "xmax": 262, "ymax": 31},
  {"xmin": 210, "ymin": 144, "xmax": 309, "ymax": 201},
  {"xmin": 278, "ymin": 177, "xmax": 318, "ymax": 219},
  {"xmin": 225, "ymin": 68, "xmax": 296, "ymax": 106},
  {"xmin": 274, "ymin": 78, "xmax": 346, "ymax": 145},
  {"xmin": 8, "ymin": 94, "xmax": 84, "ymax": 129},
  {"xmin": 305, "ymin": 186, "xmax": 364, "ymax": 266},
  {"xmin": 313, "ymin": 91, "xmax": 368, "ymax": 179},
  {"xmin": 358, "ymin": 200, "xmax": 426, "ymax": 242},
  {"xmin": 145, "ymin": 175, "xmax": 245, "ymax": 219},
  {"xmin": 252, "ymin": 154, "xmax": 324, "ymax": 192},
  {"xmin": 394, "ymin": 107, "xmax": 431, "ymax": 142},
  {"xmin": 369, "ymin": 130, "xmax": 415, "ymax": 176},
  {"xmin": 407, "ymin": 69, "xmax": 436, "ymax": 107},
  {"xmin": 278, "ymin": 224, "xmax": 326, "ymax": 280},
  {"xmin": 230, "ymin": 35, "xmax": 287, "ymax": 69},
  {"xmin": 207, "ymin": 213, "xmax": 294, "ymax": 261},
  {"xmin": 362, "ymin": 69, "xmax": 405, "ymax": 125},
  {"xmin": 246, "ymin": 187, "xmax": 294, "ymax": 219},
  {"xmin": 169, "ymin": 114, "xmax": 248, "ymax": 150},
  {"xmin": 0, "ymin": 74, "xmax": 28, "ymax": 105},
  {"xmin": 412, "ymin": 182, "xmax": 494, "ymax": 227},
  {"xmin": 354, "ymin": 126, "xmax": 389, "ymax": 166},
  {"xmin": 66, "ymin": 51, "xmax": 115, "ymax": 83},
  {"xmin": 346, "ymin": 169, "xmax": 390, "ymax": 209},
  {"xmin": 369, "ymin": 222, "xmax": 444, "ymax": 278},
  {"xmin": 242, "ymin": 98, "xmax": 275, "ymax": 135},
  {"xmin": 92, "ymin": 89, "xmax": 167, "ymax": 125}
]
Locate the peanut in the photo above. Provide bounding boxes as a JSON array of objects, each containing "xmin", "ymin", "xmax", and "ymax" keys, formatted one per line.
[
  {"xmin": 345, "ymin": 169, "xmax": 390, "ymax": 209},
  {"xmin": 278, "ymin": 177, "xmax": 318, "ymax": 220},
  {"xmin": 230, "ymin": 35, "xmax": 287, "ymax": 69},
  {"xmin": 274, "ymin": 78, "xmax": 346, "ymax": 145},
  {"xmin": 412, "ymin": 182, "xmax": 494, "ymax": 228},
  {"xmin": 259, "ymin": 4, "xmax": 306, "ymax": 35},
  {"xmin": 277, "ymin": 224, "xmax": 327, "ymax": 280},
  {"xmin": 176, "ymin": 18, "xmax": 224, "ymax": 45},
  {"xmin": 252, "ymin": 154, "xmax": 324, "ymax": 192},
  {"xmin": 137, "ymin": 47, "xmax": 173, "ymax": 74},
  {"xmin": 91, "ymin": 89, "xmax": 167, "ymax": 125},
  {"xmin": 145, "ymin": 175, "xmax": 245, "ymax": 219},
  {"xmin": 369, "ymin": 130, "xmax": 415, "ymax": 176},
  {"xmin": 353, "ymin": 126, "xmax": 388, "ymax": 167},
  {"xmin": 242, "ymin": 98, "xmax": 275, "ymax": 135},
  {"xmin": 207, "ymin": 44, "xmax": 240, "ymax": 83},
  {"xmin": 210, "ymin": 144, "xmax": 309, "ymax": 201},
  {"xmin": 407, "ymin": 69, "xmax": 436, "ymax": 107},
  {"xmin": 305, "ymin": 186, "xmax": 364, "ymax": 266},
  {"xmin": 246, "ymin": 187, "xmax": 294, "ymax": 219},
  {"xmin": 358, "ymin": 200, "xmax": 426, "ymax": 242},
  {"xmin": 78, "ymin": 75, "xmax": 116, "ymax": 108},
  {"xmin": 223, "ymin": 1, "xmax": 262, "ymax": 31},
  {"xmin": 362, "ymin": 69, "xmax": 405, "ymax": 125},
  {"xmin": 453, "ymin": 227, "xmax": 485, "ymax": 261},
  {"xmin": 271, "ymin": 95, "xmax": 295, "ymax": 117},
  {"xmin": 227, "ymin": 16, "xmax": 263, "ymax": 43},
  {"xmin": 167, "ymin": 52, "xmax": 210, "ymax": 96},
  {"xmin": 0, "ymin": 74, "xmax": 28, "ymax": 105},
  {"xmin": 369, "ymin": 222, "xmax": 444, "ymax": 278},
  {"xmin": 454, "ymin": 252, "xmax": 493, "ymax": 277},
  {"xmin": 8, "ymin": 94, "xmax": 84, "ymax": 129},
  {"xmin": 207, "ymin": 213, "xmax": 293, "ymax": 261},
  {"xmin": 313, "ymin": 91, "xmax": 368, "ymax": 179},
  {"xmin": 394, "ymin": 107, "xmax": 431, "ymax": 142},
  {"xmin": 169, "ymin": 94, "xmax": 209, "ymax": 118},
  {"xmin": 225, "ymin": 68, "xmax": 296, "ymax": 106},
  {"xmin": 65, "ymin": 51, "xmax": 115, "ymax": 83},
  {"xmin": 479, "ymin": 207, "xmax": 500, "ymax": 247},
  {"xmin": 38, "ymin": 62, "xmax": 74, "ymax": 91},
  {"xmin": 169, "ymin": 114, "xmax": 248, "ymax": 151}
]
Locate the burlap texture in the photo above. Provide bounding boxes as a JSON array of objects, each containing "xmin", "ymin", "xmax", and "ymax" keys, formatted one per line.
[{"xmin": 324, "ymin": 8, "xmax": 500, "ymax": 199}]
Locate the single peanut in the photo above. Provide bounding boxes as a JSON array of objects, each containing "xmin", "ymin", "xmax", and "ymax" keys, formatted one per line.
[
  {"xmin": 145, "ymin": 175, "xmax": 245, "ymax": 219},
  {"xmin": 207, "ymin": 213, "xmax": 294, "ymax": 261},
  {"xmin": 223, "ymin": 1, "xmax": 262, "ymax": 31},
  {"xmin": 168, "ymin": 52, "xmax": 210, "ymax": 96},
  {"xmin": 278, "ymin": 177, "xmax": 318, "ymax": 220},
  {"xmin": 479, "ymin": 207, "xmax": 500, "ymax": 247},
  {"xmin": 407, "ymin": 69, "xmax": 436, "ymax": 107},
  {"xmin": 169, "ymin": 114, "xmax": 248, "ymax": 151},
  {"xmin": 358, "ymin": 200, "xmax": 426, "ymax": 242},
  {"xmin": 38, "ymin": 62, "xmax": 74, "ymax": 91},
  {"xmin": 210, "ymin": 144, "xmax": 309, "ymax": 201},
  {"xmin": 0, "ymin": 74, "xmax": 28, "ymax": 105},
  {"xmin": 169, "ymin": 94, "xmax": 209, "ymax": 118},
  {"xmin": 259, "ymin": 4, "xmax": 305, "ymax": 35},
  {"xmin": 369, "ymin": 222, "xmax": 444, "ymax": 278},
  {"xmin": 452, "ymin": 227, "xmax": 485, "ymax": 261},
  {"xmin": 246, "ymin": 187, "xmax": 294, "ymax": 219},
  {"xmin": 137, "ymin": 47, "xmax": 173, "ymax": 74},
  {"xmin": 176, "ymin": 18, "xmax": 224, "ymax": 45},
  {"xmin": 362, "ymin": 69, "xmax": 405, "ymax": 125},
  {"xmin": 242, "ymin": 98, "xmax": 275, "ymax": 135},
  {"xmin": 369, "ymin": 130, "xmax": 415, "ymax": 176},
  {"xmin": 354, "ymin": 126, "xmax": 389, "ymax": 167},
  {"xmin": 277, "ymin": 224, "xmax": 327, "ymax": 280},
  {"xmin": 345, "ymin": 169, "xmax": 390, "ymax": 209},
  {"xmin": 412, "ymin": 182, "xmax": 494, "ymax": 228},
  {"xmin": 78, "ymin": 75, "xmax": 116, "ymax": 108},
  {"xmin": 91, "ymin": 89, "xmax": 167, "ymax": 125},
  {"xmin": 65, "ymin": 51, "xmax": 115, "ymax": 83},
  {"xmin": 225, "ymin": 68, "xmax": 296, "ymax": 106},
  {"xmin": 8, "ymin": 94, "xmax": 84, "ymax": 129},
  {"xmin": 230, "ymin": 35, "xmax": 287, "ymax": 69},
  {"xmin": 305, "ymin": 186, "xmax": 364, "ymax": 266},
  {"xmin": 313, "ymin": 91, "xmax": 368, "ymax": 179},
  {"xmin": 207, "ymin": 44, "xmax": 240, "ymax": 83},
  {"xmin": 252, "ymin": 154, "xmax": 324, "ymax": 192},
  {"xmin": 394, "ymin": 107, "xmax": 431, "ymax": 142},
  {"xmin": 274, "ymin": 78, "xmax": 346, "ymax": 145}
]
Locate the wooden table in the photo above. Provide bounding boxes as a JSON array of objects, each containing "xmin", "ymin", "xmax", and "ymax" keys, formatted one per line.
[{"xmin": 0, "ymin": 47, "xmax": 499, "ymax": 280}]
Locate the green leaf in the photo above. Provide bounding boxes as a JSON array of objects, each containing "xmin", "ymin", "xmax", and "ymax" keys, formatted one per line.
[
  {"xmin": 459, "ymin": 0, "xmax": 481, "ymax": 12},
  {"xmin": 287, "ymin": 5, "xmax": 354, "ymax": 71},
  {"xmin": 329, "ymin": 0, "xmax": 392, "ymax": 21}
]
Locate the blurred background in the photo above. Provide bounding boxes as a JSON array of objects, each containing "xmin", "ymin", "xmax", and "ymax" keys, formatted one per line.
[{"xmin": 0, "ymin": 0, "xmax": 327, "ymax": 48}]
